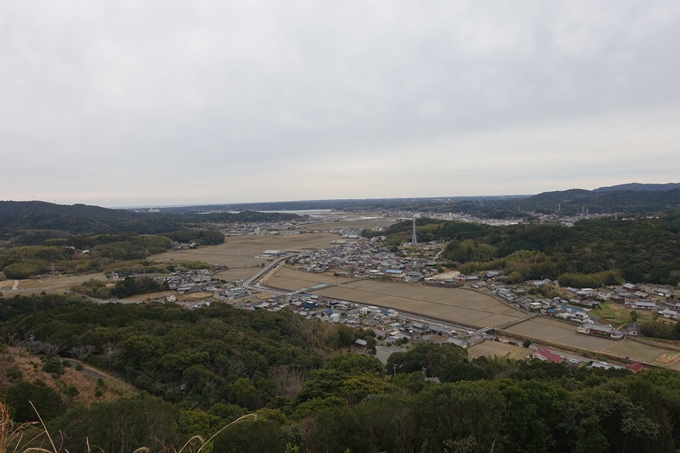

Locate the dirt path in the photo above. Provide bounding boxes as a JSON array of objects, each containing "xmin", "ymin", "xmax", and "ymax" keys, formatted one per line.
[{"xmin": 63, "ymin": 358, "xmax": 137, "ymax": 392}]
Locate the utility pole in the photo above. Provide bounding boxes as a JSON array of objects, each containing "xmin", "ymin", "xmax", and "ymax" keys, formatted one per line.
[{"xmin": 50, "ymin": 262, "xmax": 55, "ymax": 292}]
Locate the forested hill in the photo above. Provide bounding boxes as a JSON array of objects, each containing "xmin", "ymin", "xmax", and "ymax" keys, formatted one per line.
[
  {"xmin": 3, "ymin": 294, "xmax": 680, "ymax": 452},
  {"xmin": 0, "ymin": 201, "xmax": 138, "ymax": 220},
  {"xmin": 0, "ymin": 201, "xmax": 300, "ymax": 234}
]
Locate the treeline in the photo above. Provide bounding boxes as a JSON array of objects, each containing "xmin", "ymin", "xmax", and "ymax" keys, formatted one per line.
[{"xmin": 74, "ymin": 276, "xmax": 169, "ymax": 299}]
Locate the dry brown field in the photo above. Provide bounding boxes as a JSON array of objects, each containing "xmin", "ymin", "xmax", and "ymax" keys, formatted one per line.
[
  {"xmin": 602, "ymin": 339, "xmax": 680, "ymax": 368},
  {"xmin": 309, "ymin": 281, "xmax": 524, "ymax": 328},
  {"xmin": 213, "ymin": 268, "xmax": 262, "ymax": 281},
  {"xmin": 263, "ymin": 266, "xmax": 355, "ymax": 291},
  {"xmin": 505, "ymin": 318, "xmax": 618, "ymax": 351},
  {"xmin": 2, "ymin": 274, "xmax": 104, "ymax": 293},
  {"xmin": 150, "ymin": 233, "xmax": 343, "ymax": 281},
  {"xmin": 468, "ymin": 341, "xmax": 524, "ymax": 360}
]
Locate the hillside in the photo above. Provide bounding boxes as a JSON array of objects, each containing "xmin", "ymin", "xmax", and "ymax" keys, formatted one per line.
[
  {"xmin": 517, "ymin": 187, "xmax": 680, "ymax": 215},
  {"xmin": 2, "ymin": 293, "xmax": 680, "ymax": 453}
]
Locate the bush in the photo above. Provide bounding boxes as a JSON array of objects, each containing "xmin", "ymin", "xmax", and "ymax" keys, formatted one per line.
[
  {"xmin": 6, "ymin": 380, "xmax": 66, "ymax": 422},
  {"xmin": 42, "ymin": 357, "xmax": 65, "ymax": 375},
  {"xmin": 5, "ymin": 366, "xmax": 23, "ymax": 381}
]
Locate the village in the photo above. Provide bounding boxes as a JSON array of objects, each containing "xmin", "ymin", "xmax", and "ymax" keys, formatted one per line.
[{"xmin": 134, "ymin": 227, "xmax": 679, "ymax": 374}]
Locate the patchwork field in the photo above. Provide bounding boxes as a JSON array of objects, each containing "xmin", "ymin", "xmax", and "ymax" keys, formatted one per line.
[
  {"xmin": 307, "ymin": 280, "xmax": 525, "ymax": 328},
  {"xmin": 505, "ymin": 317, "xmax": 618, "ymax": 351}
]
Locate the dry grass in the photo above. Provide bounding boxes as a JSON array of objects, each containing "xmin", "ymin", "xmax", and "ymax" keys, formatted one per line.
[
  {"xmin": 0, "ymin": 399, "xmax": 257, "ymax": 453},
  {"xmin": 6, "ymin": 351, "xmax": 127, "ymax": 405},
  {"xmin": 10, "ymin": 274, "xmax": 104, "ymax": 293},
  {"xmin": 468, "ymin": 341, "xmax": 522, "ymax": 360}
]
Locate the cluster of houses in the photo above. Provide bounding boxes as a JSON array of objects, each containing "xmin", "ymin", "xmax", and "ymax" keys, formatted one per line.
[
  {"xmin": 482, "ymin": 278, "xmax": 677, "ymax": 339},
  {"xmin": 240, "ymin": 291, "xmax": 488, "ymax": 349},
  {"xmin": 289, "ymin": 241, "xmax": 442, "ymax": 282},
  {"xmin": 216, "ymin": 216, "xmax": 382, "ymax": 238}
]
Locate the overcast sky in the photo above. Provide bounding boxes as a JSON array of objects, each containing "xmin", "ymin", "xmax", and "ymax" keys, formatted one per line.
[{"xmin": 1, "ymin": 1, "xmax": 680, "ymax": 207}]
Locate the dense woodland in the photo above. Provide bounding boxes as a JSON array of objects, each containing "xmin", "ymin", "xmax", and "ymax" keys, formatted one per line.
[
  {"xmin": 366, "ymin": 213, "xmax": 680, "ymax": 286},
  {"xmin": 2, "ymin": 294, "xmax": 680, "ymax": 452}
]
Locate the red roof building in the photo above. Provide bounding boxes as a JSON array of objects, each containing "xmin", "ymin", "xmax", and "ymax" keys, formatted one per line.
[
  {"xmin": 627, "ymin": 362, "xmax": 644, "ymax": 374},
  {"xmin": 532, "ymin": 348, "xmax": 564, "ymax": 364}
]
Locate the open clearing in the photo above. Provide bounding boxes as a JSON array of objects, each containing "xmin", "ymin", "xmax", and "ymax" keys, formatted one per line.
[
  {"xmin": 306, "ymin": 280, "xmax": 525, "ymax": 328},
  {"xmin": 505, "ymin": 317, "xmax": 618, "ymax": 351}
]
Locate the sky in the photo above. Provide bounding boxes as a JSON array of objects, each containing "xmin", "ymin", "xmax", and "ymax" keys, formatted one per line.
[{"xmin": 1, "ymin": 1, "xmax": 680, "ymax": 207}]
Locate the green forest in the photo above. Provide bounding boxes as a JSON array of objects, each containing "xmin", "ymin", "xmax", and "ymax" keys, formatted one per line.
[
  {"xmin": 2, "ymin": 294, "xmax": 680, "ymax": 452},
  {"xmin": 365, "ymin": 213, "xmax": 680, "ymax": 286}
]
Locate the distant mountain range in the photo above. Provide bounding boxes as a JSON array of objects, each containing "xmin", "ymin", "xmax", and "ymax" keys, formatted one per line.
[{"xmin": 1, "ymin": 181, "xmax": 679, "ymax": 230}]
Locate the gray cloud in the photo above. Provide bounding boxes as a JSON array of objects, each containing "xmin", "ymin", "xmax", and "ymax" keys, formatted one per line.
[{"xmin": 1, "ymin": 1, "xmax": 679, "ymax": 206}]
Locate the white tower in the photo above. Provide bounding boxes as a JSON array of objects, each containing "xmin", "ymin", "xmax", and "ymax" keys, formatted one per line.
[{"xmin": 412, "ymin": 218, "xmax": 417, "ymax": 245}]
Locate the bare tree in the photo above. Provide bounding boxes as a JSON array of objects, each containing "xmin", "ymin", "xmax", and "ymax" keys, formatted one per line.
[
  {"xmin": 71, "ymin": 345, "xmax": 95, "ymax": 360},
  {"xmin": 23, "ymin": 340, "xmax": 45, "ymax": 355},
  {"xmin": 42, "ymin": 343, "xmax": 61, "ymax": 356},
  {"xmin": 269, "ymin": 365, "xmax": 305, "ymax": 398}
]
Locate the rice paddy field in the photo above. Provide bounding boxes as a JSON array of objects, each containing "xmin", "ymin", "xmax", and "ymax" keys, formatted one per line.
[
  {"xmin": 602, "ymin": 339, "xmax": 680, "ymax": 369},
  {"xmin": 263, "ymin": 266, "xmax": 356, "ymax": 291},
  {"xmin": 504, "ymin": 317, "xmax": 618, "ymax": 351},
  {"xmin": 307, "ymin": 279, "xmax": 525, "ymax": 328}
]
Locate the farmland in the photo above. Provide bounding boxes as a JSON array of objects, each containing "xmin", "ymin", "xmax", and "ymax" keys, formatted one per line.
[
  {"xmin": 305, "ymin": 278, "xmax": 526, "ymax": 329},
  {"xmin": 263, "ymin": 265, "xmax": 356, "ymax": 291},
  {"xmin": 150, "ymin": 232, "xmax": 342, "ymax": 280},
  {"xmin": 602, "ymin": 339, "xmax": 680, "ymax": 370},
  {"xmin": 504, "ymin": 317, "xmax": 618, "ymax": 351}
]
